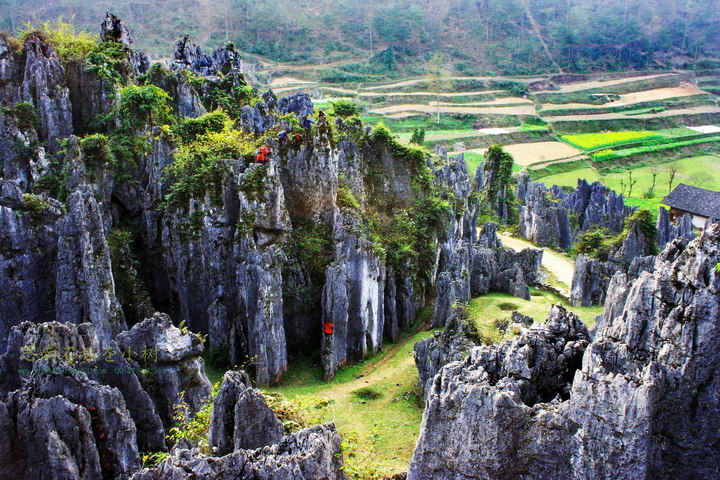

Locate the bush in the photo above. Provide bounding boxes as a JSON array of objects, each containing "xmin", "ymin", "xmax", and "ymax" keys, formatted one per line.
[
  {"xmin": 19, "ymin": 193, "xmax": 50, "ymax": 222},
  {"xmin": 330, "ymin": 99, "xmax": 360, "ymax": 117},
  {"xmin": 80, "ymin": 133, "xmax": 114, "ymax": 171},
  {"xmin": 86, "ymin": 41, "xmax": 132, "ymax": 86},
  {"xmin": 19, "ymin": 16, "xmax": 98, "ymax": 60},
  {"xmin": 409, "ymin": 127, "xmax": 426, "ymax": 145},
  {"xmin": 3, "ymin": 102, "xmax": 39, "ymax": 131},
  {"xmin": 352, "ymin": 387, "xmax": 383, "ymax": 400},
  {"xmin": 574, "ymin": 227, "xmax": 609, "ymax": 258},
  {"xmin": 119, "ymin": 84, "xmax": 174, "ymax": 129}
]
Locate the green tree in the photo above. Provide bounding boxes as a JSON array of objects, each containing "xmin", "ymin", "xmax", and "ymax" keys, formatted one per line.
[{"xmin": 426, "ymin": 53, "xmax": 451, "ymax": 124}]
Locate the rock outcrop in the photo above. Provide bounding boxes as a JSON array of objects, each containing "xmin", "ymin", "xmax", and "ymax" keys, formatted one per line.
[
  {"xmin": 171, "ymin": 36, "xmax": 242, "ymax": 77},
  {"xmin": 116, "ymin": 313, "xmax": 213, "ymax": 430},
  {"xmin": 518, "ymin": 177, "xmax": 635, "ymax": 250},
  {"xmin": 657, "ymin": 207, "xmax": 695, "ymax": 250},
  {"xmin": 208, "ymin": 370, "xmax": 283, "ymax": 455},
  {"xmin": 409, "ymin": 221, "xmax": 720, "ymax": 479},
  {"xmin": 433, "ymin": 222, "xmax": 543, "ymax": 328},
  {"xmin": 132, "ymin": 423, "xmax": 345, "ymax": 480}
]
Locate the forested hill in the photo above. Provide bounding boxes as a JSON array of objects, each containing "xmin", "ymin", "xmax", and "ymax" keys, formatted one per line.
[{"xmin": 1, "ymin": 0, "xmax": 719, "ymax": 75}]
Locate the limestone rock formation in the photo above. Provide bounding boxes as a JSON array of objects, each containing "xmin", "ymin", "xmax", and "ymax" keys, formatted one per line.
[
  {"xmin": 410, "ymin": 304, "xmax": 590, "ymax": 479},
  {"xmin": 171, "ymin": 36, "xmax": 242, "ymax": 77},
  {"xmin": 433, "ymin": 222, "xmax": 542, "ymax": 328},
  {"xmin": 518, "ymin": 177, "xmax": 635, "ymax": 249},
  {"xmin": 409, "ymin": 221, "xmax": 720, "ymax": 479},
  {"xmin": 657, "ymin": 207, "xmax": 695, "ymax": 250},
  {"xmin": 116, "ymin": 313, "xmax": 213, "ymax": 430},
  {"xmin": 132, "ymin": 423, "xmax": 346, "ymax": 480},
  {"xmin": 208, "ymin": 371, "xmax": 284, "ymax": 455}
]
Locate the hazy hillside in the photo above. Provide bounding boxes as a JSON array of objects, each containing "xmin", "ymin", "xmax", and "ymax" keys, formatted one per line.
[{"xmin": 2, "ymin": 0, "xmax": 720, "ymax": 75}]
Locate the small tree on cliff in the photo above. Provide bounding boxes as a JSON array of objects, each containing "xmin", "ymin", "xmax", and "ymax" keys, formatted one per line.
[{"xmin": 480, "ymin": 145, "xmax": 517, "ymax": 224}]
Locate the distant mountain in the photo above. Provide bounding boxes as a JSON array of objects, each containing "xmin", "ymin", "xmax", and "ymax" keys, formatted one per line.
[{"xmin": 1, "ymin": 0, "xmax": 719, "ymax": 75}]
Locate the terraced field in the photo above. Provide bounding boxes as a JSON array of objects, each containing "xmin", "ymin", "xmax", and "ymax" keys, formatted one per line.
[{"xmin": 265, "ymin": 69, "xmax": 720, "ymax": 194}]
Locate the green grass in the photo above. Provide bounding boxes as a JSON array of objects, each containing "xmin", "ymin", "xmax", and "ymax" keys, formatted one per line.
[
  {"xmin": 468, "ymin": 290, "xmax": 604, "ymax": 342},
  {"xmin": 536, "ymin": 167, "xmax": 601, "ymax": 187},
  {"xmin": 241, "ymin": 306, "xmax": 434, "ymax": 476}
]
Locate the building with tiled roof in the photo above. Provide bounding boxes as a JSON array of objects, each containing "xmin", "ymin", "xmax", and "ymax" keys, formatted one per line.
[{"xmin": 661, "ymin": 183, "xmax": 720, "ymax": 228}]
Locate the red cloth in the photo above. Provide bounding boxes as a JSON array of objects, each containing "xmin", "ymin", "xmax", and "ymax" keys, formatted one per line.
[
  {"xmin": 256, "ymin": 153, "xmax": 265, "ymax": 163},
  {"xmin": 260, "ymin": 146, "xmax": 269, "ymax": 155},
  {"xmin": 324, "ymin": 322, "xmax": 333, "ymax": 334}
]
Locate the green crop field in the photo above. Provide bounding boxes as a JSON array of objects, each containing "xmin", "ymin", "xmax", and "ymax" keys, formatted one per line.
[{"xmin": 561, "ymin": 131, "xmax": 664, "ymax": 151}]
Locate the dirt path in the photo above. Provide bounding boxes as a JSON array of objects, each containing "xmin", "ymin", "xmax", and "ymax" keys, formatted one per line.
[
  {"xmin": 519, "ymin": 0, "xmax": 563, "ymax": 74},
  {"xmin": 259, "ymin": 58, "xmax": 364, "ymax": 73},
  {"xmin": 549, "ymin": 74, "xmax": 678, "ymax": 93},
  {"xmin": 499, "ymin": 234, "xmax": 574, "ymax": 296},
  {"xmin": 369, "ymin": 103, "xmax": 537, "ymax": 116}
]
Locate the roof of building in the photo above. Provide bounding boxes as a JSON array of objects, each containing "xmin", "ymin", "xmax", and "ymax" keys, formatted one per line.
[{"xmin": 661, "ymin": 183, "xmax": 720, "ymax": 218}]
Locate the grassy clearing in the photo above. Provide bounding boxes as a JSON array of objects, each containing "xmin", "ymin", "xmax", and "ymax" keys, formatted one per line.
[
  {"xmin": 197, "ymin": 306, "xmax": 431, "ymax": 477},
  {"xmin": 468, "ymin": 289, "xmax": 604, "ymax": 343},
  {"xmin": 535, "ymin": 167, "xmax": 601, "ymax": 187}
]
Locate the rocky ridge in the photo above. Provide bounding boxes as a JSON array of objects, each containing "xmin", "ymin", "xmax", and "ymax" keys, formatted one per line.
[{"xmin": 408, "ymin": 220, "xmax": 720, "ymax": 479}]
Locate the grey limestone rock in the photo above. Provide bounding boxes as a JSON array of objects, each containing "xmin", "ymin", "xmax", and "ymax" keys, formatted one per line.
[
  {"xmin": 171, "ymin": 36, "xmax": 241, "ymax": 77},
  {"xmin": 410, "ymin": 221, "xmax": 720, "ymax": 479},
  {"xmin": 570, "ymin": 254, "xmax": 618, "ymax": 307},
  {"xmin": 132, "ymin": 423, "xmax": 346, "ymax": 480},
  {"xmin": 277, "ymin": 92, "xmax": 315, "ymax": 119},
  {"xmin": 414, "ymin": 308, "xmax": 477, "ymax": 399},
  {"xmin": 657, "ymin": 207, "xmax": 695, "ymax": 250},
  {"xmin": 55, "ymin": 187, "xmax": 126, "ymax": 347},
  {"xmin": 409, "ymin": 304, "xmax": 590, "ymax": 480},
  {"xmin": 116, "ymin": 312, "xmax": 212, "ymax": 430},
  {"xmin": 100, "ymin": 12, "xmax": 135, "ymax": 47},
  {"xmin": 208, "ymin": 370, "xmax": 284, "ymax": 455},
  {"xmin": 322, "ymin": 216, "xmax": 386, "ymax": 379},
  {"xmin": 0, "ymin": 322, "xmax": 144, "ymax": 479}
]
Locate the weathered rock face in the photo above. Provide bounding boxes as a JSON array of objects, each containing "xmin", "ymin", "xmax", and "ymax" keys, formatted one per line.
[
  {"xmin": 132, "ymin": 423, "xmax": 346, "ymax": 480},
  {"xmin": 409, "ymin": 304, "xmax": 590, "ymax": 479},
  {"xmin": 18, "ymin": 33, "xmax": 74, "ymax": 154},
  {"xmin": 657, "ymin": 207, "xmax": 695, "ymax": 250},
  {"xmin": 116, "ymin": 313, "xmax": 212, "ymax": 430},
  {"xmin": 570, "ymin": 254, "xmax": 619, "ymax": 307},
  {"xmin": 171, "ymin": 35, "xmax": 242, "ymax": 76},
  {"xmin": 518, "ymin": 177, "xmax": 635, "ymax": 249},
  {"xmin": 571, "ymin": 212, "xmax": 657, "ymax": 307},
  {"xmin": 208, "ymin": 370, "xmax": 284, "ymax": 455},
  {"xmin": 0, "ymin": 183, "xmax": 62, "ymax": 352},
  {"xmin": 414, "ymin": 308, "xmax": 477, "ymax": 400},
  {"xmin": 409, "ymin": 221, "xmax": 720, "ymax": 479},
  {"xmin": 0, "ymin": 322, "xmax": 143, "ymax": 479},
  {"xmin": 322, "ymin": 215, "xmax": 387, "ymax": 379},
  {"xmin": 55, "ymin": 187, "xmax": 126, "ymax": 347},
  {"xmin": 433, "ymin": 222, "xmax": 542, "ymax": 328},
  {"xmin": 518, "ymin": 181, "xmax": 572, "ymax": 250}
]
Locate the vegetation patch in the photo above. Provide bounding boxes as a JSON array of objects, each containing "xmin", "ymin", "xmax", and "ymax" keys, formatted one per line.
[
  {"xmin": 351, "ymin": 386, "xmax": 383, "ymax": 401},
  {"xmin": 3, "ymin": 101, "xmax": 39, "ymax": 131},
  {"xmin": 18, "ymin": 193, "xmax": 50, "ymax": 223},
  {"xmin": 19, "ymin": 17, "xmax": 98, "ymax": 60}
]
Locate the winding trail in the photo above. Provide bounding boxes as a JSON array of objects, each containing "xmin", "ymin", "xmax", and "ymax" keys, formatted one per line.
[{"xmin": 499, "ymin": 234, "xmax": 575, "ymax": 297}]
